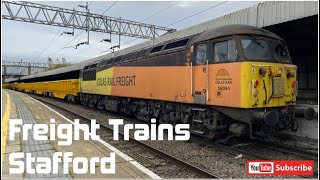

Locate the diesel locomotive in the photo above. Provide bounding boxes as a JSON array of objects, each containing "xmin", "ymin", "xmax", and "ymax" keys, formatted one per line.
[{"xmin": 4, "ymin": 24, "xmax": 299, "ymax": 139}]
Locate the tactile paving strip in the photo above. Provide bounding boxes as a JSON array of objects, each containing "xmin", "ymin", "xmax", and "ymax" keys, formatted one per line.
[{"xmin": 11, "ymin": 92, "xmax": 71, "ymax": 178}]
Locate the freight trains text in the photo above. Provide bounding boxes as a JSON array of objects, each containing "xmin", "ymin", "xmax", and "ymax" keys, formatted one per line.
[{"xmin": 97, "ymin": 76, "xmax": 136, "ymax": 86}]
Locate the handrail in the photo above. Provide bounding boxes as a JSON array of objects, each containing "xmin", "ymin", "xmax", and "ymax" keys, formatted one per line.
[
  {"xmin": 206, "ymin": 60, "xmax": 209, "ymax": 102},
  {"xmin": 190, "ymin": 62, "xmax": 193, "ymax": 96}
]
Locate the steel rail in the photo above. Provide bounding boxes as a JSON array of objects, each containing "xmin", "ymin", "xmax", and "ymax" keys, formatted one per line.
[
  {"xmin": 252, "ymin": 140, "xmax": 318, "ymax": 160},
  {"xmin": 28, "ymin": 93, "xmax": 318, "ymax": 178},
  {"xmin": 31, "ymin": 94, "xmax": 222, "ymax": 179},
  {"xmin": 192, "ymin": 136, "xmax": 318, "ymax": 178}
]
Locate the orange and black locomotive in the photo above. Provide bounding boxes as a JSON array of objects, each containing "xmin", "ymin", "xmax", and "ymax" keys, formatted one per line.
[{"xmin": 4, "ymin": 25, "xmax": 299, "ymax": 139}]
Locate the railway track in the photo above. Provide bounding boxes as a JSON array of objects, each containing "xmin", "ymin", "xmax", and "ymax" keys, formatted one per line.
[
  {"xmin": 191, "ymin": 136, "xmax": 271, "ymax": 160},
  {"xmin": 210, "ymin": 137, "xmax": 318, "ymax": 161},
  {"xmin": 191, "ymin": 137, "xmax": 318, "ymax": 178},
  {"xmin": 28, "ymin": 93, "xmax": 318, "ymax": 178},
  {"xmin": 252, "ymin": 140, "xmax": 318, "ymax": 160},
  {"xmin": 32, "ymin": 95, "xmax": 222, "ymax": 179}
]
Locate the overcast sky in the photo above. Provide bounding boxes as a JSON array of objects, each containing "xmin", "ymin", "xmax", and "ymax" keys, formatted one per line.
[{"xmin": 2, "ymin": 1, "xmax": 262, "ymax": 65}]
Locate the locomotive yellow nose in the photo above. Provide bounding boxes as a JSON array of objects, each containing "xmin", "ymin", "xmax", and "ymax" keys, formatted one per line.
[{"xmin": 241, "ymin": 62, "xmax": 297, "ymax": 108}]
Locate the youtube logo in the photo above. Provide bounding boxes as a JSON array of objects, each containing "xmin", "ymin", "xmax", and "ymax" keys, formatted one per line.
[
  {"xmin": 247, "ymin": 160, "xmax": 314, "ymax": 176},
  {"xmin": 259, "ymin": 163, "xmax": 273, "ymax": 172},
  {"xmin": 248, "ymin": 162, "xmax": 274, "ymax": 174}
]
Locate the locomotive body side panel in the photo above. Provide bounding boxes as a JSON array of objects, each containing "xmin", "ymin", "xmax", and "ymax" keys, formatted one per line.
[
  {"xmin": 100, "ymin": 66, "xmax": 193, "ymax": 103},
  {"xmin": 82, "ymin": 67, "xmax": 114, "ymax": 95},
  {"xmin": 90, "ymin": 63, "xmax": 243, "ymax": 108},
  {"xmin": 207, "ymin": 63, "xmax": 242, "ymax": 107},
  {"xmin": 87, "ymin": 61, "xmax": 296, "ymax": 109}
]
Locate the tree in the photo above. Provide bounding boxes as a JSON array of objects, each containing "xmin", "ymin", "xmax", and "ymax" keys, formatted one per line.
[{"xmin": 44, "ymin": 57, "xmax": 71, "ymax": 71}]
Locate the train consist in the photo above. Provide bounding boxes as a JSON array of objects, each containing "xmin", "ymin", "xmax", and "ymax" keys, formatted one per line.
[{"xmin": 4, "ymin": 24, "xmax": 299, "ymax": 139}]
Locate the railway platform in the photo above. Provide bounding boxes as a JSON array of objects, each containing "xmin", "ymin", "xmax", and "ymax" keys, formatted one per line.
[{"xmin": 1, "ymin": 89, "xmax": 160, "ymax": 179}]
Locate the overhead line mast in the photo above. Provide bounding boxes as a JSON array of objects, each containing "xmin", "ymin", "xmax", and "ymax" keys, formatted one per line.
[{"xmin": 2, "ymin": 1, "xmax": 176, "ymax": 39}]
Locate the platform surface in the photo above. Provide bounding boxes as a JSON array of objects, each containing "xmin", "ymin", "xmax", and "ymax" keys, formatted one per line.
[{"xmin": 1, "ymin": 90, "xmax": 159, "ymax": 179}]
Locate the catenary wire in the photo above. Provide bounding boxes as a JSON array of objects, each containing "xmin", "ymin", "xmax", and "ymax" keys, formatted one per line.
[
  {"xmin": 32, "ymin": 1, "xmax": 84, "ymax": 63},
  {"xmin": 19, "ymin": 1, "xmax": 84, "ymax": 75},
  {"xmin": 63, "ymin": 1, "xmax": 229, "ymax": 63},
  {"xmin": 38, "ymin": 1, "xmax": 94, "ymax": 63},
  {"xmin": 123, "ymin": 1, "xmax": 228, "ymax": 48},
  {"xmin": 165, "ymin": 1, "xmax": 228, "ymax": 28},
  {"xmin": 101, "ymin": 1, "xmax": 118, "ymax": 15},
  {"xmin": 64, "ymin": 1, "xmax": 119, "ymax": 61},
  {"xmin": 68, "ymin": 1, "xmax": 180, "ymax": 62}
]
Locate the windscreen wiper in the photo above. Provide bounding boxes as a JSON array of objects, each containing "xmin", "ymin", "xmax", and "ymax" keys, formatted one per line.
[{"xmin": 251, "ymin": 35, "xmax": 264, "ymax": 48}]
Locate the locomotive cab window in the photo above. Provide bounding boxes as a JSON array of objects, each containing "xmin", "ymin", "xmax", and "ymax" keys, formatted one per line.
[
  {"xmin": 269, "ymin": 39, "xmax": 291, "ymax": 63},
  {"xmin": 241, "ymin": 38, "xmax": 271, "ymax": 61},
  {"xmin": 196, "ymin": 44, "xmax": 207, "ymax": 65},
  {"xmin": 240, "ymin": 36, "xmax": 291, "ymax": 63},
  {"xmin": 83, "ymin": 69, "xmax": 96, "ymax": 81},
  {"xmin": 213, "ymin": 39, "xmax": 237, "ymax": 62}
]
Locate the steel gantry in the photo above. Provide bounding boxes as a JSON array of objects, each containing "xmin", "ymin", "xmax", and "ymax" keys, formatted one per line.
[
  {"xmin": 2, "ymin": 61, "xmax": 48, "ymax": 81},
  {"xmin": 2, "ymin": 61, "xmax": 48, "ymax": 68},
  {"xmin": 2, "ymin": 1, "xmax": 176, "ymax": 39}
]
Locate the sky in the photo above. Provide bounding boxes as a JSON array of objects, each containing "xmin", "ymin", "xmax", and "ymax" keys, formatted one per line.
[{"xmin": 2, "ymin": 1, "xmax": 262, "ymax": 66}]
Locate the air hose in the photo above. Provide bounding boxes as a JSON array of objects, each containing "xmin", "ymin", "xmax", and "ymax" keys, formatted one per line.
[
  {"xmin": 263, "ymin": 77, "xmax": 274, "ymax": 104},
  {"xmin": 267, "ymin": 77, "xmax": 274, "ymax": 103},
  {"xmin": 263, "ymin": 79, "xmax": 268, "ymax": 104}
]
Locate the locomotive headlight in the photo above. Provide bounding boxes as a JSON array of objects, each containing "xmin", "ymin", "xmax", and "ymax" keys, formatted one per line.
[
  {"xmin": 268, "ymin": 67, "xmax": 274, "ymax": 76},
  {"xmin": 287, "ymin": 70, "xmax": 295, "ymax": 78},
  {"xmin": 278, "ymin": 67, "xmax": 283, "ymax": 74}
]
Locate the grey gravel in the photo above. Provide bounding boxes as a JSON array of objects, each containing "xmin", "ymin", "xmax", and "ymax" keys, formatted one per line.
[{"xmin": 30, "ymin": 94, "xmax": 318, "ymax": 179}]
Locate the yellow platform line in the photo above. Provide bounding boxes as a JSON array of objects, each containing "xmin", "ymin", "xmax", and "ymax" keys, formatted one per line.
[{"xmin": 1, "ymin": 90, "xmax": 11, "ymax": 169}]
